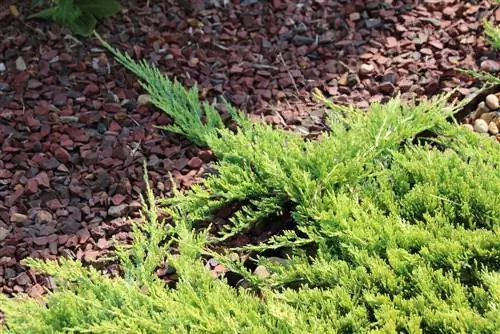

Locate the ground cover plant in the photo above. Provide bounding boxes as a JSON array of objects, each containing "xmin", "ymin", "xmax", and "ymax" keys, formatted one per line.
[{"xmin": 0, "ymin": 35, "xmax": 499, "ymax": 333}]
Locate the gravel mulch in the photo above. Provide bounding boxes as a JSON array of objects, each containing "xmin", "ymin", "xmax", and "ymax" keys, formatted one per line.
[{"xmin": 0, "ymin": 0, "xmax": 499, "ymax": 302}]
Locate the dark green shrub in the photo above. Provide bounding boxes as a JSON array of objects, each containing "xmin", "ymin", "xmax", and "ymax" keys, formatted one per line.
[{"xmin": 29, "ymin": 0, "xmax": 121, "ymax": 36}]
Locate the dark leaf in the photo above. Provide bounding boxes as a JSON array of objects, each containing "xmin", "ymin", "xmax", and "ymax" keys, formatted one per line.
[
  {"xmin": 74, "ymin": 0, "xmax": 121, "ymax": 19},
  {"xmin": 27, "ymin": 6, "xmax": 57, "ymax": 20},
  {"xmin": 52, "ymin": 0, "xmax": 81, "ymax": 25},
  {"xmin": 67, "ymin": 12, "xmax": 97, "ymax": 36}
]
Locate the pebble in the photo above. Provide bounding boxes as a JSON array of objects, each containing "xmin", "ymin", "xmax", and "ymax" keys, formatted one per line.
[
  {"xmin": 480, "ymin": 112, "xmax": 497, "ymax": 124},
  {"xmin": 137, "ymin": 94, "xmax": 152, "ymax": 106},
  {"xmin": 15, "ymin": 56, "xmax": 26, "ymax": 71},
  {"xmin": 463, "ymin": 124, "xmax": 474, "ymax": 131},
  {"xmin": 108, "ymin": 204, "xmax": 129, "ymax": 218},
  {"xmin": 485, "ymin": 94, "xmax": 499, "ymax": 110},
  {"xmin": 480, "ymin": 59, "xmax": 500, "ymax": 73},
  {"xmin": 0, "ymin": 62, "xmax": 5, "ymax": 72},
  {"xmin": 359, "ymin": 63, "xmax": 374, "ymax": 75},
  {"xmin": 378, "ymin": 82, "xmax": 395, "ymax": 95},
  {"xmin": 35, "ymin": 210, "xmax": 53, "ymax": 224},
  {"xmin": 478, "ymin": 101, "xmax": 489, "ymax": 112},
  {"xmin": 0, "ymin": 226, "xmax": 9, "ymax": 242},
  {"xmin": 253, "ymin": 265, "xmax": 271, "ymax": 279},
  {"xmin": 10, "ymin": 213, "xmax": 28, "ymax": 224},
  {"xmin": 488, "ymin": 122, "xmax": 499, "ymax": 135},
  {"xmin": 473, "ymin": 119, "xmax": 489, "ymax": 133}
]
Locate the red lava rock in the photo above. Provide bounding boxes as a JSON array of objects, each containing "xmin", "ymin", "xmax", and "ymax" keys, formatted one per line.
[
  {"xmin": 33, "ymin": 236, "xmax": 49, "ymax": 246},
  {"xmin": 111, "ymin": 194, "xmax": 126, "ymax": 205},
  {"xmin": 0, "ymin": 169, "xmax": 13, "ymax": 178},
  {"xmin": 199, "ymin": 150, "xmax": 213, "ymax": 163},
  {"xmin": 35, "ymin": 210, "xmax": 52, "ymax": 224},
  {"xmin": 96, "ymin": 238, "xmax": 110, "ymax": 250},
  {"xmin": 53, "ymin": 92, "xmax": 67, "ymax": 106},
  {"xmin": 103, "ymin": 103, "xmax": 122, "ymax": 113},
  {"xmin": 54, "ymin": 147, "xmax": 71, "ymax": 163},
  {"xmin": 187, "ymin": 157, "xmax": 203, "ymax": 169},
  {"xmin": 26, "ymin": 178, "xmax": 39, "ymax": 194},
  {"xmin": 28, "ymin": 284, "xmax": 45, "ymax": 299},
  {"xmin": 35, "ymin": 172, "xmax": 50, "ymax": 187},
  {"xmin": 83, "ymin": 83, "xmax": 100, "ymax": 95},
  {"xmin": 77, "ymin": 228, "xmax": 91, "ymax": 244},
  {"xmin": 46, "ymin": 199, "xmax": 62, "ymax": 211},
  {"xmin": 15, "ymin": 272, "xmax": 31, "ymax": 286},
  {"xmin": 378, "ymin": 82, "xmax": 396, "ymax": 95},
  {"xmin": 83, "ymin": 250, "xmax": 100, "ymax": 262}
]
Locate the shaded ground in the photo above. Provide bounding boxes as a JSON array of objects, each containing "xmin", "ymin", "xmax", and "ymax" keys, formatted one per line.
[{"xmin": 0, "ymin": 0, "xmax": 498, "ymax": 299}]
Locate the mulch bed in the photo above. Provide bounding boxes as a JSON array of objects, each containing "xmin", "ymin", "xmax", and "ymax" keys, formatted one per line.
[{"xmin": 0, "ymin": 0, "xmax": 498, "ymax": 303}]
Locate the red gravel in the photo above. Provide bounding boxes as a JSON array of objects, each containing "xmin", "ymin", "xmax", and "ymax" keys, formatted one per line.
[{"xmin": 0, "ymin": 0, "xmax": 499, "ymax": 299}]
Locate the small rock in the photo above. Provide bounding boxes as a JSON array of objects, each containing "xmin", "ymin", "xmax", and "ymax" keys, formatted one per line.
[
  {"xmin": 485, "ymin": 94, "xmax": 499, "ymax": 110},
  {"xmin": 84, "ymin": 250, "xmax": 100, "ymax": 262},
  {"xmin": 0, "ymin": 226, "xmax": 9, "ymax": 242},
  {"xmin": 108, "ymin": 204, "xmax": 128, "ymax": 218},
  {"xmin": 27, "ymin": 79, "xmax": 43, "ymax": 89},
  {"xmin": 489, "ymin": 122, "xmax": 499, "ymax": 135},
  {"xmin": 382, "ymin": 72, "xmax": 398, "ymax": 84},
  {"xmin": 365, "ymin": 18, "xmax": 381, "ymax": 29},
  {"xmin": 349, "ymin": 12, "xmax": 361, "ymax": 21},
  {"xmin": 378, "ymin": 82, "xmax": 396, "ymax": 95},
  {"xmin": 53, "ymin": 93, "xmax": 67, "ymax": 107},
  {"xmin": 462, "ymin": 123, "xmax": 474, "ymax": 131},
  {"xmin": 480, "ymin": 60, "xmax": 500, "ymax": 73},
  {"xmin": 83, "ymin": 83, "xmax": 100, "ymax": 96},
  {"xmin": 11, "ymin": 213, "xmax": 28, "ymax": 224},
  {"xmin": 15, "ymin": 56, "xmax": 26, "ymax": 71},
  {"xmin": 347, "ymin": 73, "xmax": 360, "ymax": 87},
  {"xmin": 253, "ymin": 265, "xmax": 271, "ymax": 279},
  {"xmin": 111, "ymin": 194, "xmax": 126, "ymax": 205},
  {"xmin": 28, "ymin": 284, "xmax": 45, "ymax": 299},
  {"xmin": 15, "ymin": 272, "xmax": 31, "ymax": 286},
  {"xmin": 478, "ymin": 101, "xmax": 489, "ymax": 113},
  {"xmin": 33, "ymin": 236, "xmax": 49, "ymax": 246},
  {"xmin": 359, "ymin": 63, "xmax": 374, "ymax": 75},
  {"xmin": 137, "ymin": 94, "xmax": 152, "ymax": 106},
  {"xmin": 54, "ymin": 147, "xmax": 71, "ymax": 163},
  {"xmin": 187, "ymin": 157, "xmax": 203, "ymax": 169},
  {"xmin": 35, "ymin": 210, "xmax": 53, "ymax": 224},
  {"xmin": 480, "ymin": 112, "xmax": 497, "ymax": 124},
  {"xmin": 96, "ymin": 238, "xmax": 110, "ymax": 249},
  {"xmin": 0, "ymin": 62, "xmax": 5, "ymax": 72},
  {"xmin": 473, "ymin": 119, "xmax": 489, "ymax": 133}
]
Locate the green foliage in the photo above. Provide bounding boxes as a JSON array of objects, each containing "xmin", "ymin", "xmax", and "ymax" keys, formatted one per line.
[
  {"xmin": 1, "ymin": 41, "xmax": 499, "ymax": 333},
  {"xmin": 29, "ymin": 0, "xmax": 120, "ymax": 36}
]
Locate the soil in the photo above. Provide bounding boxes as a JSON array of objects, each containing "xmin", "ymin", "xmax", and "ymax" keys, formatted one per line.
[{"xmin": 0, "ymin": 0, "xmax": 499, "ymax": 303}]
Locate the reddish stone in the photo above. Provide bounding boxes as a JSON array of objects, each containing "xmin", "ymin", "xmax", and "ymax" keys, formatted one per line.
[
  {"xmin": 83, "ymin": 83, "xmax": 100, "ymax": 95},
  {"xmin": 54, "ymin": 147, "xmax": 71, "ymax": 163},
  {"xmin": 26, "ymin": 178, "xmax": 39, "ymax": 194},
  {"xmin": 103, "ymin": 103, "xmax": 122, "ymax": 113},
  {"xmin": 111, "ymin": 194, "xmax": 126, "ymax": 205},
  {"xmin": 187, "ymin": 157, "xmax": 203, "ymax": 169},
  {"xmin": 33, "ymin": 236, "xmax": 49, "ymax": 246},
  {"xmin": 83, "ymin": 250, "xmax": 100, "ymax": 262},
  {"xmin": 35, "ymin": 172, "xmax": 50, "ymax": 187}
]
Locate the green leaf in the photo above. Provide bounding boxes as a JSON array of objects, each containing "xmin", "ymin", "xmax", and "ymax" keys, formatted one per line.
[
  {"xmin": 52, "ymin": 0, "xmax": 81, "ymax": 25},
  {"xmin": 27, "ymin": 6, "xmax": 58, "ymax": 20},
  {"xmin": 74, "ymin": 0, "xmax": 121, "ymax": 19},
  {"xmin": 67, "ymin": 12, "xmax": 97, "ymax": 36}
]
